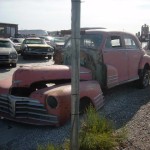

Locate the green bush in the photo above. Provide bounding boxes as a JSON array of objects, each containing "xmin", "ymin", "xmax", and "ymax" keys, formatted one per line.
[
  {"xmin": 37, "ymin": 106, "xmax": 126, "ymax": 150},
  {"xmin": 37, "ymin": 143, "xmax": 60, "ymax": 150},
  {"xmin": 79, "ymin": 106, "xmax": 126, "ymax": 150}
]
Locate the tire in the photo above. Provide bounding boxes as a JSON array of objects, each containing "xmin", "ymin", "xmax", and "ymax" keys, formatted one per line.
[
  {"xmin": 11, "ymin": 63, "xmax": 16, "ymax": 68},
  {"xmin": 139, "ymin": 69, "xmax": 150, "ymax": 88},
  {"xmin": 47, "ymin": 55, "xmax": 51, "ymax": 60},
  {"xmin": 79, "ymin": 97, "xmax": 92, "ymax": 114}
]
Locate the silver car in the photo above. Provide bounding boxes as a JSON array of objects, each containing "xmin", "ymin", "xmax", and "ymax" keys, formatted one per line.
[
  {"xmin": 0, "ymin": 38, "xmax": 18, "ymax": 67},
  {"xmin": 10, "ymin": 38, "xmax": 24, "ymax": 54}
]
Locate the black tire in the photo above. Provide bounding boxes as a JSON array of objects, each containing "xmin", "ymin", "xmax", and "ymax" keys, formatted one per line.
[
  {"xmin": 139, "ymin": 69, "xmax": 150, "ymax": 88},
  {"xmin": 79, "ymin": 98, "xmax": 92, "ymax": 114},
  {"xmin": 11, "ymin": 63, "xmax": 16, "ymax": 68},
  {"xmin": 47, "ymin": 55, "xmax": 51, "ymax": 60}
]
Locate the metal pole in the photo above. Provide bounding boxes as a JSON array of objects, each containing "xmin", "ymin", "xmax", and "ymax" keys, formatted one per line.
[{"xmin": 71, "ymin": 0, "xmax": 81, "ymax": 150}]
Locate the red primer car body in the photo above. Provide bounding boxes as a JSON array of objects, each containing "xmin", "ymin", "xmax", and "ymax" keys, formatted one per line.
[{"xmin": 0, "ymin": 29, "xmax": 150, "ymax": 126}]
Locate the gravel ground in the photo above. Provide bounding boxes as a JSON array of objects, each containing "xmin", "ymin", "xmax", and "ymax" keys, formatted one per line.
[{"xmin": 0, "ymin": 82, "xmax": 150, "ymax": 150}]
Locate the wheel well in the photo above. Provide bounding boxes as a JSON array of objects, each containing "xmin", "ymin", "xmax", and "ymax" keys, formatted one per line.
[
  {"xmin": 144, "ymin": 63, "xmax": 150, "ymax": 70},
  {"xmin": 79, "ymin": 96, "xmax": 93, "ymax": 114}
]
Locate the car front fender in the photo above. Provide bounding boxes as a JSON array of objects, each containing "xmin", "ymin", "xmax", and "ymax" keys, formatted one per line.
[{"xmin": 30, "ymin": 80, "xmax": 104, "ymax": 125}]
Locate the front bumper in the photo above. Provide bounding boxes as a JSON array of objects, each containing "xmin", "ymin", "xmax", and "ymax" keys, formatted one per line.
[
  {"xmin": 0, "ymin": 94, "xmax": 59, "ymax": 126},
  {"xmin": 0, "ymin": 55, "xmax": 17, "ymax": 64},
  {"xmin": 23, "ymin": 51, "xmax": 53, "ymax": 57}
]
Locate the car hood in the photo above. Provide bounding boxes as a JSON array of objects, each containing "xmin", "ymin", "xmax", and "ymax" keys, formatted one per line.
[
  {"xmin": 0, "ymin": 48, "xmax": 14, "ymax": 55},
  {"xmin": 12, "ymin": 65, "xmax": 93, "ymax": 87},
  {"xmin": 25, "ymin": 44, "xmax": 50, "ymax": 48}
]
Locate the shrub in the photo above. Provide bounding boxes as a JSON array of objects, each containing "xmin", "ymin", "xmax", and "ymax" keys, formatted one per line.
[
  {"xmin": 37, "ymin": 106, "xmax": 126, "ymax": 150},
  {"xmin": 79, "ymin": 106, "xmax": 126, "ymax": 150},
  {"xmin": 37, "ymin": 143, "xmax": 60, "ymax": 150}
]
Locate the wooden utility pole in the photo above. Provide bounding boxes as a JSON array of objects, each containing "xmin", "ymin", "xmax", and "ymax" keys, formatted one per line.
[{"xmin": 70, "ymin": 0, "xmax": 81, "ymax": 150}]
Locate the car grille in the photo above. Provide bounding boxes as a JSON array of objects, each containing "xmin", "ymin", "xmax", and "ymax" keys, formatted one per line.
[
  {"xmin": 30, "ymin": 47, "xmax": 50, "ymax": 52},
  {"xmin": 0, "ymin": 94, "xmax": 58, "ymax": 124},
  {"xmin": 0, "ymin": 55, "xmax": 9, "ymax": 61}
]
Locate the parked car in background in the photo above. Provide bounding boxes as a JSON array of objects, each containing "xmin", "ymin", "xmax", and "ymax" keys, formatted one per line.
[
  {"xmin": 40, "ymin": 36, "xmax": 66, "ymax": 50},
  {"xmin": 20, "ymin": 37, "xmax": 54, "ymax": 59},
  {"xmin": 39, "ymin": 36, "xmax": 53, "ymax": 45},
  {"xmin": 0, "ymin": 38, "xmax": 18, "ymax": 67},
  {"xmin": 10, "ymin": 38, "xmax": 24, "ymax": 54},
  {"xmin": 49, "ymin": 36, "xmax": 66, "ymax": 50},
  {"xmin": 0, "ymin": 29, "xmax": 150, "ymax": 126}
]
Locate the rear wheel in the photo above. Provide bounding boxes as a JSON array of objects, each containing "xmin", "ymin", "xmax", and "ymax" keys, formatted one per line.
[{"xmin": 139, "ymin": 69, "xmax": 150, "ymax": 88}]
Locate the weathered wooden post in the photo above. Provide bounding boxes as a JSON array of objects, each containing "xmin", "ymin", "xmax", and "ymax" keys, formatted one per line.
[{"xmin": 71, "ymin": 0, "xmax": 81, "ymax": 150}]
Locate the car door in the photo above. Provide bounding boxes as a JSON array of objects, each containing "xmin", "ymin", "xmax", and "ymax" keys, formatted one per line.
[
  {"xmin": 123, "ymin": 34, "xmax": 142, "ymax": 80},
  {"xmin": 103, "ymin": 33, "xmax": 128, "ymax": 85}
]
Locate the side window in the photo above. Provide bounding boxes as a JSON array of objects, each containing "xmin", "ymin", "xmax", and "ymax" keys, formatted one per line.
[
  {"xmin": 124, "ymin": 36, "xmax": 139, "ymax": 49},
  {"xmin": 105, "ymin": 36, "xmax": 122, "ymax": 49}
]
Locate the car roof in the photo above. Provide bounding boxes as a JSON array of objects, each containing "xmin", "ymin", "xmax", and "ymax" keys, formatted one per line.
[{"xmin": 84, "ymin": 29, "xmax": 135, "ymax": 36}]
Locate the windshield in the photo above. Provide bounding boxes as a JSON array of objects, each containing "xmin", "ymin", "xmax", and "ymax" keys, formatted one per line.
[
  {"xmin": 0, "ymin": 40, "xmax": 12, "ymax": 48},
  {"xmin": 53, "ymin": 37, "xmax": 65, "ymax": 43},
  {"xmin": 64, "ymin": 33, "xmax": 103, "ymax": 50},
  {"xmin": 24, "ymin": 39, "xmax": 46, "ymax": 44}
]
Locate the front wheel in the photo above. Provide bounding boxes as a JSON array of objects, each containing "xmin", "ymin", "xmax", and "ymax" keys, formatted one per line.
[
  {"xmin": 47, "ymin": 55, "xmax": 51, "ymax": 60},
  {"xmin": 79, "ymin": 97, "xmax": 93, "ymax": 114},
  {"xmin": 11, "ymin": 63, "xmax": 16, "ymax": 68},
  {"xmin": 139, "ymin": 69, "xmax": 150, "ymax": 88}
]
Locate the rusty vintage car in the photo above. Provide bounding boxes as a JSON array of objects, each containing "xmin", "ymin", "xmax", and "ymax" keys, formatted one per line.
[
  {"xmin": 0, "ymin": 29, "xmax": 150, "ymax": 126},
  {"xmin": 20, "ymin": 37, "xmax": 54, "ymax": 60}
]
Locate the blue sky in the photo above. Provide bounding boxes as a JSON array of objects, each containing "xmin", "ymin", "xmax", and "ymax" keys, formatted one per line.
[{"xmin": 0, "ymin": 0, "xmax": 150, "ymax": 34}]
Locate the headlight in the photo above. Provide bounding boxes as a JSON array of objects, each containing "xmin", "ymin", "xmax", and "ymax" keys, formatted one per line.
[
  {"xmin": 47, "ymin": 96, "xmax": 58, "ymax": 108},
  {"xmin": 9, "ymin": 53, "xmax": 18, "ymax": 59}
]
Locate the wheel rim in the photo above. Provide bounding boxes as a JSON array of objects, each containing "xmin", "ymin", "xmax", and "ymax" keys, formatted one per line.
[{"xmin": 143, "ymin": 72, "xmax": 149, "ymax": 87}]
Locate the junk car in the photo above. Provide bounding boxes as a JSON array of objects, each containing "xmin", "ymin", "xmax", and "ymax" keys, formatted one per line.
[
  {"xmin": 10, "ymin": 38, "xmax": 24, "ymax": 54},
  {"xmin": 20, "ymin": 37, "xmax": 54, "ymax": 60},
  {"xmin": 0, "ymin": 29, "xmax": 150, "ymax": 126},
  {"xmin": 0, "ymin": 38, "xmax": 18, "ymax": 67}
]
